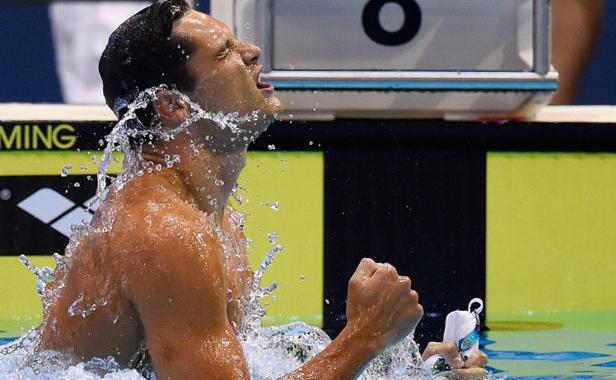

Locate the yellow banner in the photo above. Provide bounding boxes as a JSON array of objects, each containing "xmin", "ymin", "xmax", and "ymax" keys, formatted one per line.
[{"xmin": 487, "ymin": 152, "xmax": 616, "ymax": 329}]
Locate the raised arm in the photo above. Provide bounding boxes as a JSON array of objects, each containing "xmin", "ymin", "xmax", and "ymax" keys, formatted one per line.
[
  {"xmin": 123, "ymin": 217, "xmax": 250, "ymax": 380},
  {"xmin": 124, "ymin": 207, "xmax": 422, "ymax": 380},
  {"xmin": 280, "ymin": 258, "xmax": 424, "ymax": 380}
]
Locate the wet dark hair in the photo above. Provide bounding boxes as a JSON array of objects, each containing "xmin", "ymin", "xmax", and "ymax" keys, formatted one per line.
[{"xmin": 99, "ymin": 0, "xmax": 194, "ymax": 127}]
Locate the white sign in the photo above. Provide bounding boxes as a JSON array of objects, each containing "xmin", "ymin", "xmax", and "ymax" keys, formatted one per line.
[
  {"xmin": 214, "ymin": 0, "xmax": 557, "ymax": 120},
  {"xmin": 270, "ymin": 0, "xmax": 533, "ymax": 71}
]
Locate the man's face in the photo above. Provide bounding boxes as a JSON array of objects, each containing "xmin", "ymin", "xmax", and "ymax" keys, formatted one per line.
[{"xmin": 173, "ymin": 11, "xmax": 281, "ymax": 118}]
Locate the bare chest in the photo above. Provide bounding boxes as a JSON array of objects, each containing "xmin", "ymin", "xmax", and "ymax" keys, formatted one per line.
[{"xmin": 218, "ymin": 214, "xmax": 253, "ymax": 326}]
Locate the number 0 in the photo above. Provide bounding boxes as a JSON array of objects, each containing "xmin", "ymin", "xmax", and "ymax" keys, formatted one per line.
[{"xmin": 362, "ymin": 0, "xmax": 422, "ymax": 46}]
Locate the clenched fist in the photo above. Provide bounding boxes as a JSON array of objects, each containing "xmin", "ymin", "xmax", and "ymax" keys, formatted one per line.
[{"xmin": 345, "ymin": 258, "xmax": 423, "ymax": 350}]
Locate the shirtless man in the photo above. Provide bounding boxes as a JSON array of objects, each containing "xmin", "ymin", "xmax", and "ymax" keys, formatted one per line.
[{"xmin": 38, "ymin": 1, "xmax": 487, "ymax": 378}]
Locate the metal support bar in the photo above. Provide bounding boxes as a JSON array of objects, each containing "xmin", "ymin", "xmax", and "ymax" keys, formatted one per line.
[
  {"xmin": 254, "ymin": 0, "xmax": 272, "ymax": 72},
  {"xmin": 262, "ymin": 70, "xmax": 559, "ymax": 91},
  {"xmin": 533, "ymin": 0, "xmax": 552, "ymax": 75}
]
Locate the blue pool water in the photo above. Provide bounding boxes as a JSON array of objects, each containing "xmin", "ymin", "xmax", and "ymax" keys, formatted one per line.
[{"xmin": 482, "ymin": 329, "xmax": 616, "ymax": 379}]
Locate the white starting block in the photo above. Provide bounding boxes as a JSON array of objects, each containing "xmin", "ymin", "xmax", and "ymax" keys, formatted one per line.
[{"xmin": 211, "ymin": 0, "xmax": 558, "ymax": 120}]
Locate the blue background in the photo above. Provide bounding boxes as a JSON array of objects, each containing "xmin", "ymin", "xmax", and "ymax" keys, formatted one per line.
[{"xmin": 0, "ymin": 0, "xmax": 614, "ymax": 105}]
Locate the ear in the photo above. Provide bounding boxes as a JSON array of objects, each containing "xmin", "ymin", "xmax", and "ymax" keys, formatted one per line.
[{"xmin": 152, "ymin": 91, "xmax": 189, "ymax": 123}]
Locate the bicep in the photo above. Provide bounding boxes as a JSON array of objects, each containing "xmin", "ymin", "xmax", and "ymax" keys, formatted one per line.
[
  {"xmin": 124, "ymin": 223, "xmax": 249, "ymax": 379},
  {"xmin": 145, "ymin": 321, "xmax": 249, "ymax": 380}
]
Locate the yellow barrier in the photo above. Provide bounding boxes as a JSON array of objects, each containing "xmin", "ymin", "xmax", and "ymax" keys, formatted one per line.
[{"xmin": 487, "ymin": 152, "xmax": 616, "ymax": 330}]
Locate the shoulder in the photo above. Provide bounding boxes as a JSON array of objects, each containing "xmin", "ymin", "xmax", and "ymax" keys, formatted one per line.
[
  {"xmin": 107, "ymin": 176, "xmax": 222, "ymax": 275},
  {"xmin": 112, "ymin": 176, "xmax": 211, "ymax": 239},
  {"xmin": 116, "ymin": 195, "xmax": 226, "ymax": 313}
]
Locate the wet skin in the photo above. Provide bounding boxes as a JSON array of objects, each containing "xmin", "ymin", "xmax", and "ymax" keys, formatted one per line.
[{"xmin": 39, "ymin": 10, "xmax": 487, "ymax": 380}]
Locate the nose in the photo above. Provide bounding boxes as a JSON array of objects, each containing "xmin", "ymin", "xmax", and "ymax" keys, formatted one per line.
[{"xmin": 241, "ymin": 42, "xmax": 261, "ymax": 66}]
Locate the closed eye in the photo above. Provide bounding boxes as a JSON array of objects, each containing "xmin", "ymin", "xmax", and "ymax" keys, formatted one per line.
[{"xmin": 216, "ymin": 40, "xmax": 231, "ymax": 59}]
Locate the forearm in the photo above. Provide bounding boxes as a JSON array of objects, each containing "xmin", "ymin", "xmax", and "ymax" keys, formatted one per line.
[{"xmin": 278, "ymin": 323, "xmax": 381, "ymax": 380}]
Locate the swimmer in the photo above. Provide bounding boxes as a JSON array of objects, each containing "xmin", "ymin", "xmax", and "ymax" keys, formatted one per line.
[{"xmin": 38, "ymin": 1, "xmax": 488, "ymax": 378}]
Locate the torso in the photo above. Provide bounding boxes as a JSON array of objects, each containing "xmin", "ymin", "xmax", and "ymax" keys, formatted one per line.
[{"xmin": 38, "ymin": 172, "xmax": 252, "ymax": 365}]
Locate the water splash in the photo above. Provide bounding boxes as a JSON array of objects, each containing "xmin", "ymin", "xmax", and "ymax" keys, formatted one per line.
[
  {"xmin": 0, "ymin": 338, "xmax": 143, "ymax": 380},
  {"xmin": 66, "ymin": 288, "xmax": 111, "ymax": 319},
  {"xmin": 267, "ymin": 231, "xmax": 278, "ymax": 244},
  {"xmin": 19, "ymin": 255, "xmax": 55, "ymax": 296},
  {"xmin": 61, "ymin": 164, "xmax": 72, "ymax": 177},
  {"xmin": 360, "ymin": 335, "xmax": 430, "ymax": 379},
  {"xmin": 2, "ymin": 87, "xmax": 439, "ymax": 379},
  {"xmin": 92, "ymin": 85, "xmax": 268, "ymax": 210},
  {"xmin": 242, "ymin": 322, "xmax": 332, "ymax": 379},
  {"xmin": 239, "ymin": 244, "xmax": 284, "ymax": 338},
  {"xmin": 261, "ymin": 201, "xmax": 280, "ymax": 211}
]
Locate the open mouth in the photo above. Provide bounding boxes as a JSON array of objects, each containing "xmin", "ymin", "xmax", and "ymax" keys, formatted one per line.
[
  {"xmin": 256, "ymin": 70, "xmax": 275, "ymax": 94},
  {"xmin": 257, "ymin": 80, "xmax": 274, "ymax": 93}
]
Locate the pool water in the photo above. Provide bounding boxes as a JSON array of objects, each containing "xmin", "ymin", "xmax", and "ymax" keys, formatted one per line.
[
  {"xmin": 479, "ymin": 311, "xmax": 616, "ymax": 380},
  {"xmin": 483, "ymin": 329, "xmax": 616, "ymax": 379},
  {"xmin": 3, "ymin": 319, "xmax": 616, "ymax": 378}
]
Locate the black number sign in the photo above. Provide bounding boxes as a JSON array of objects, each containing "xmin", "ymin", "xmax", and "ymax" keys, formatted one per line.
[{"xmin": 362, "ymin": 0, "xmax": 422, "ymax": 46}]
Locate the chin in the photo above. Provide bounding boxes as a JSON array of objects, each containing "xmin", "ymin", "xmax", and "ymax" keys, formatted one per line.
[{"xmin": 262, "ymin": 95, "xmax": 282, "ymax": 115}]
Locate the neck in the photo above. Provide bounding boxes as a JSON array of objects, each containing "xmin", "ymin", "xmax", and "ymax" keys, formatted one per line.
[{"xmin": 141, "ymin": 133, "xmax": 247, "ymax": 221}]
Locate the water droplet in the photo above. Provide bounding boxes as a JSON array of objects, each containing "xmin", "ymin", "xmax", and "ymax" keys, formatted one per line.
[
  {"xmin": 267, "ymin": 144, "xmax": 276, "ymax": 151},
  {"xmin": 98, "ymin": 139, "xmax": 104, "ymax": 147},
  {"xmin": 267, "ymin": 232, "xmax": 278, "ymax": 244},
  {"xmin": 300, "ymin": 275, "xmax": 305, "ymax": 281},
  {"xmin": 215, "ymin": 179, "xmax": 225, "ymax": 186},
  {"xmin": 0, "ymin": 188, "xmax": 11, "ymax": 200},
  {"xmin": 268, "ymin": 201, "xmax": 280, "ymax": 211},
  {"xmin": 155, "ymin": 164, "xmax": 162, "ymax": 171},
  {"xmin": 244, "ymin": 22, "xmax": 251, "ymax": 30},
  {"xmin": 73, "ymin": 182, "xmax": 81, "ymax": 188},
  {"xmin": 325, "ymin": 298, "xmax": 330, "ymax": 305},
  {"xmin": 61, "ymin": 165, "xmax": 72, "ymax": 177},
  {"xmin": 52, "ymin": 252, "xmax": 63, "ymax": 263}
]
